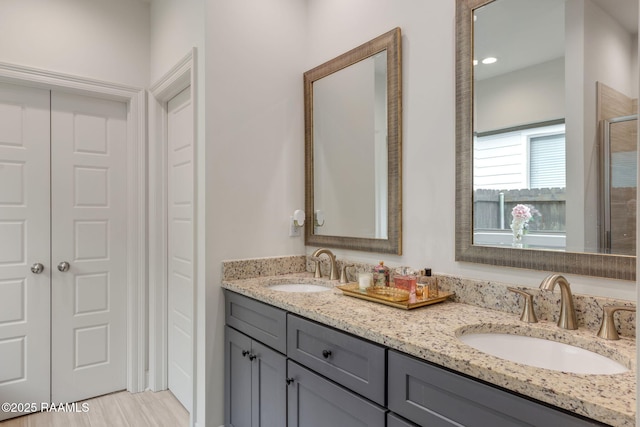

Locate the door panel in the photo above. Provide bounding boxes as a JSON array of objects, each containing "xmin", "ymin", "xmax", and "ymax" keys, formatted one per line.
[
  {"xmin": 50, "ymin": 91, "xmax": 128, "ymax": 403},
  {"xmin": 0, "ymin": 82, "xmax": 51, "ymax": 421},
  {"xmin": 167, "ymin": 86, "xmax": 194, "ymax": 411}
]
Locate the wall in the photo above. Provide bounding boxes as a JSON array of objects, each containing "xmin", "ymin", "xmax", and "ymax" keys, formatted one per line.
[
  {"xmin": 0, "ymin": 0, "xmax": 149, "ymax": 88},
  {"xmin": 475, "ymin": 58, "xmax": 565, "ymax": 133},
  {"xmin": 149, "ymin": 0, "xmax": 205, "ymax": 84},
  {"xmin": 205, "ymin": 0, "xmax": 307, "ymax": 425}
]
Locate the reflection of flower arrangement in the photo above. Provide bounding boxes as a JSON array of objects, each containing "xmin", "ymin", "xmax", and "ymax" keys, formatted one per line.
[
  {"xmin": 511, "ymin": 204, "xmax": 532, "ymax": 243},
  {"xmin": 523, "ymin": 204, "xmax": 541, "ymax": 232}
]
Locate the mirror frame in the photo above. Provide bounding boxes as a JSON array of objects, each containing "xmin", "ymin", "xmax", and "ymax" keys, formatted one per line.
[
  {"xmin": 305, "ymin": 27, "xmax": 403, "ymax": 254},
  {"xmin": 455, "ymin": 0, "xmax": 635, "ymax": 280}
]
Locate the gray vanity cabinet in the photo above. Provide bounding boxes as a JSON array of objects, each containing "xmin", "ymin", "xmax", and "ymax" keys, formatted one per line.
[
  {"xmin": 287, "ymin": 360, "xmax": 386, "ymax": 427},
  {"xmin": 224, "ymin": 326, "xmax": 287, "ymax": 427},
  {"xmin": 387, "ymin": 350, "xmax": 606, "ymax": 427}
]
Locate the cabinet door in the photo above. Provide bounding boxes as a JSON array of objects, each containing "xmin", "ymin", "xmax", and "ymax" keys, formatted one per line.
[
  {"xmin": 287, "ymin": 361, "xmax": 386, "ymax": 427},
  {"xmin": 252, "ymin": 340, "xmax": 287, "ymax": 427},
  {"xmin": 225, "ymin": 326, "xmax": 253, "ymax": 427}
]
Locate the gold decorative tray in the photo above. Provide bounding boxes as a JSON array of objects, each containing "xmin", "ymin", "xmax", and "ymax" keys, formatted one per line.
[
  {"xmin": 366, "ymin": 286, "xmax": 410, "ymax": 302},
  {"xmin": 337, "ymin": 283, "xmax": 454, "ymax": 310}
]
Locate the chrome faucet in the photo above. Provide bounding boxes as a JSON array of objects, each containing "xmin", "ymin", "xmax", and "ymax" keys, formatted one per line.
[
  {"xmin": 311, "ymin": 248, "xmax": 338, "ymax": 280},
  {"xmin": 539, "ymin": 274, "xmax": 578, "ymax": 330}
]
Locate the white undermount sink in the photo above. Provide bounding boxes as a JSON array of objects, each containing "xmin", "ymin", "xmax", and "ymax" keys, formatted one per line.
[
  {"xmin": 458, "ymin": 333, "xmax": 629, "ymax": 375},
  {"xmin": 268, "ymin": 283, "xmax": 332, "ymax": 293}
]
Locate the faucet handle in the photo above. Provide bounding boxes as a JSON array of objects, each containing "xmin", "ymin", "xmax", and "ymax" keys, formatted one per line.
[
  {"xmin": 508, "ymin": 287, "xmax": 538, "ymax": 323},
  {"xmin": 309, "ymin": 256, "xmax": 323, "ymax": 278},
  {"xmin": 311, "ymin": 257, "xmax": 323, "ymax": 278},
  {"xmin": 339, "ymin": 264, "xmax": 353, "ymax": 284},
  {"xmin": 597, "ymin": 305, "xmax": 635, "ymax": 340}
]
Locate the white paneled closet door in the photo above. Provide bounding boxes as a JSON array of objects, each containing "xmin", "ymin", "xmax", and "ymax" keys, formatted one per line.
[
  {"xmin": 0, "ymin": 83, "xmax": 128, "ymax": 420},
  {"xmin": 0, "ymin": 82, "xmax": 51, "ymax": 421},
  {"xmin": 50, "ymin": 91, "xmax": 128, "ymax": 404},
  {"xmin": 167, "ymin": 86, "xmax": 194, "ymax": 411}
]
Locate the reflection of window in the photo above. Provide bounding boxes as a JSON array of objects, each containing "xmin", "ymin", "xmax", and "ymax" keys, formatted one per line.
[
  {"xmin": 529, "ymin": 133, "xmax": 565, "ymax": 188},
  {"xmin": 474, "ymin": 123, "xmax": 565, "ymax": 190}
]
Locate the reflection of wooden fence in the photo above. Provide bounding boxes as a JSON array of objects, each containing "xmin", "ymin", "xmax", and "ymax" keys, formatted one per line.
[{"xmin": 474, "ymin": 188, "xmax": 566, "ymax": 231}]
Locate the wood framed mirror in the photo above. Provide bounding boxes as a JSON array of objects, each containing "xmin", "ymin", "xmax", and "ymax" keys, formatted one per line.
[
  {"xmin": 304, "ymin": 27, "xmax": 402, "ymax": 254},
  {"xmin": 455, "ymin": 0, "xmax": 637, "ymax": 280}
]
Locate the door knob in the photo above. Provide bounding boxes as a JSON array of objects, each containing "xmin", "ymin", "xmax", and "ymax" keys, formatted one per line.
[
  {"xmin": 30, "ymin": 263, "xmax": 44, "ymax": 274},
  {"xmin": 57, "ymin": 261, "xmax": 70, "ymax": 272}
]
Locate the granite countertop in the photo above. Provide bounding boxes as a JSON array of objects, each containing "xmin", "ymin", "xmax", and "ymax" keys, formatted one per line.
[{"xmin": 222, "ymin": 273, "xmax": 636, "ymax": 427}]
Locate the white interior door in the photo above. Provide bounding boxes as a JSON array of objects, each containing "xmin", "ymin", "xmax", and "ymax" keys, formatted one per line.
[
  {"xmin": 0, "ymin": 82, "xmax": 51, "ymax": 421},
  {"xmin": 50, "ymin": 91, "xmax": 128, "ymax": 404},
  {"xmin": 167, "ymin": 86, "xmax": 194, "ymax": 410}
]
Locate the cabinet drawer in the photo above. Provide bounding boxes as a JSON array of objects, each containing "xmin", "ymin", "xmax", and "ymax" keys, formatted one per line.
[
  {"xmin": 287, "ymin": 360, "xmax": 386, "ymax": 427},
  {"xmin": 388, "ymin": 350, "xmax": 605, "ymax": 427},
  {"xmin": 224, "ymin": 290, "xmax": 287, "ymax": 353},
  {"xmin": 287, "ymin": 314, "xmax": 385, "ymax": 405}
]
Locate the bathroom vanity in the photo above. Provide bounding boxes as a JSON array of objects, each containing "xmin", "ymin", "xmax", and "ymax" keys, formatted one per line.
[{"xmin": 222, "ymin": 271, "xmax": 636, "ymax": 427}]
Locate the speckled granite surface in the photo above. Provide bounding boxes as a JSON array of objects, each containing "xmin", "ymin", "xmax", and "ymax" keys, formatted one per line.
[
  {"xmin": 222, "ymin": 266, "xmax": 636, "ymax": 426},
  {"xmin": 222, "ymin": 255, "xmax": 306, "ymax": 280}
]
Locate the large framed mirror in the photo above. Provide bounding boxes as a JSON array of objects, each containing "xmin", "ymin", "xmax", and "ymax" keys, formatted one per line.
[
  {"xmin": 305, "ymin": 27, "xmax": 402, "ymax": 254},
  {"xmin": 456, "ymin": 0, "xmax": 637, "ymax": 280}
]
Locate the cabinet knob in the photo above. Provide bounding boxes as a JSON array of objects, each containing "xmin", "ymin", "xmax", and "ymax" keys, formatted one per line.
[
  {"xmin": 248, "ymin": 354, "xmax": 257, "ymax": 361},
  {"xmin": 242, "ymin": 350, "xmax": 250, "ymax": 357},
  {"xmin": 286, "ymin": 378, "xmax": 295, "ymax": 385},
  {"xmin": 322, "ymin": 349, "xmax": 332, "ymax": 359}
]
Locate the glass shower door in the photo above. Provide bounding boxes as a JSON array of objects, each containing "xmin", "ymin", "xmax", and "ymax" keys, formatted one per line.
[{"xmin": 601, "ymin": 115, "xmax": 637, "ymax": 255}]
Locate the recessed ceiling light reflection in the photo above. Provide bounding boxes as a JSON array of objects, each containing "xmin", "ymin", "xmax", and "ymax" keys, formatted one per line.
[{"xmin": 482, "ymin": 57, "xmax": 497, "ymax": 64}]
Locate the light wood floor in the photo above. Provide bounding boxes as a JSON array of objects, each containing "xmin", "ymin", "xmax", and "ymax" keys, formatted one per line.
[{"xmin": 0, "ymin": 390, "xmax": 189, "ymax": 427}]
